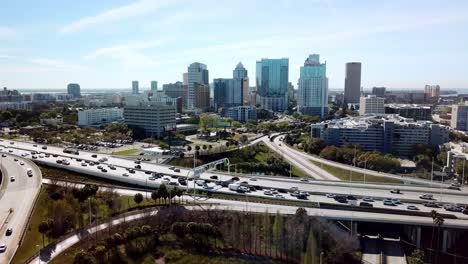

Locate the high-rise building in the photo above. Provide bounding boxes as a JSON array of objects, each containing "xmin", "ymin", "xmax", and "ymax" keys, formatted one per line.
[
  {"xmin": 213, "ymin": 78, "xmax": 244, "ymax": 112},
  {"xmin": 124, "ymin": 102, "xmax": 176, "ymax": 138},
  {"xmin": 162, "ymin": 81, "xmax": 188, "ymax": 108},
  {"xmin": 233, "ymin": 62, "xmax": 249, "ymax": 105},
  {"xmin": 132, "ymin": 81, "xmax": 139, "ymax": 94},
  {"xmin": 256, "ymin": 58, "xmax": 289, "ymax": 112},
  {"xmin": 194, "ymin": 83, "xmax": 210, "ymax": 111},
  {"xmin": 359, "ymin": 95, "xmax": 385, "ymax": 115},
  {"xmin": 151, "ymin": 81, "xmax": 158, "ymax": 91},
  {"xmin": 424, "ymin": 85, "xmax": 440, "ymax": 99},
  {"xmin": 451, "ymin": 102, "xmax": 468, "ymax": 131},
  {"xmin": 226, "ymin": 106, "xmax": 257, "ymax": 123},
  {"xmin": 67, "ymin": 83, "xmax": 81, "ymax": 98},
  {"xmin": 78, "ymin": 108, "xmax": 124, "ymax": 127},
  {"xmin": 187, "ymin": 62, "xmax": 209, "ymax": 109},
  {"xmin": 372, "ymin": 87, "xmax": 386, "ymax": 97},
  {"xmin": 297, "ymin": 54, "xmax": 328, "ymax": 118},
  {"xmin": 344, "ymin": 62, "xmax": 361, "ymax": 104},
  {"xmin": 183, "ymin": 73, "xmax": 188, "ymax": 85}
]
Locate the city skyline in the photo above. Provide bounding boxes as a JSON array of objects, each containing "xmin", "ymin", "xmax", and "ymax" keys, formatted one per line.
[{"xmin": 1, "ymin": 0, "xmax": 468, "ymax": 89}]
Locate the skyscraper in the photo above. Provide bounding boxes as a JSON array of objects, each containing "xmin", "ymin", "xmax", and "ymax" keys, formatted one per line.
[
  {"xmin": 132, "ymin": 81, "xmax": 139, "ymax": 94},
  {"xmin": 67, "ymin": 83, "xmax": 81, "ymax": 98},
  {"xmin": 213, "ymin": 78, "xmax": 243, "ymax": 112},
  {"xmin": 151, "ymin": 81, "xmax": 158, "ymax": 91},
  {"xmin": 256, "ymin": 58, "xmax": 289, "ymax": 112},
  {"xmin": 233, "ymin": 62, "xmax": 249, "ymax": 105},
  {"xmin": 187, "ymin": 62, "xmax": 209, "ymax": 109},
  {"xmin": 344, "ymin": 62, "xmax": 361, "ymax": 104},
  {"xmin": 163, "ymin": 81, "xmax": 188, "ymax": 108},
  {"xmin": 297, "ymin": 54, "xmax": 328, "ymax": 118},
  {"xmin": 424, "ymin": 85, "xmax": 440, "ymax": 99},
  {"xmin": 194, "ymin": 83, "xmax": 210, "ymax": 111}
]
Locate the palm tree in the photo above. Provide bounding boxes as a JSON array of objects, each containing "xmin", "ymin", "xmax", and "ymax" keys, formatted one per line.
[{"xmin": 434, "ymin": 214, "xmax": 445, "ymax": 263}]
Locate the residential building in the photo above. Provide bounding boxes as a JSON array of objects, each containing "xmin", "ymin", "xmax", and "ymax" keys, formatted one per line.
[
  {"xmin": 0, "ymin": 87, "xmax": 24, "ymax": 102},
  {"xmin": 311, "ymin": 115, "xmax": 449, "ymax": 156},
  {"xmin": 78, "ymin": 108, "xmax": 124, "ymax": 127},
  {"xmin": 187, "ymin": 62, "xmax": 209, "ymax": 109},
  {"xmin": 151, "ymin": 81, "xmax": 158, "ymax": 91},
  {"xmin": 162, "ymin": 81, "xmax": 188, "ymax": 108},
  {"xmin": 372, "ymin": 87, "xmax": 386, "ymax": 97},
  {"xmin": 132, "ymin": 81, "xmax": 139, "ymax": 94},
  {"xmin": 226, "ymin": 106, "xmax": 257, "ymax": 123},
  {"xmin": 0, "ymin": 102, "xmax": 32, "ymax": 111},
  {"xmin": 233, "ymin": 62, "xmax": 249, "ymax": 105},
  {"xmin": 385, "ymin": 104, "xmax": 432, "ymax": 121},
  {"xmin": 297, "ymin": 54, "xmax": 328, "ymax": 118},
  {"xmin": 344, "ymin": 62, "xmax": 361, "ymax": 104},
  {"xmin": 451, "ymin": 102, "xmax": 468, "ymax": 131},
  {"xmin": 194, "ymin": 83, "xmax": 210, "ymax": 111},
  {"xmin": 31, "ymin": 93, "xmax": 55, "ymax": 104},
  {"xmin": 123, "ymin": 102, "xmax": 176, "ymax": 138},
  {"xmin": 256, "ymin": 58, "xmax": 289, "ymax": 112},
  {"xmin": 359, "ymin": 95, "xmax": 384, "ymax": 115},
  {"xmin": 424, "ymin": 85, "xmax": 440, "ymax": 99},
  {"xmin": 67, "ymin": 83, "xmax": 81, "ymax": 98}
]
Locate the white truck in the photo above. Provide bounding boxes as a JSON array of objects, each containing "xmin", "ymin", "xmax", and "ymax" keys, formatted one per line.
[{"xmin": 228, "ymin": 183, "xmax": 240, "ymax": 191}]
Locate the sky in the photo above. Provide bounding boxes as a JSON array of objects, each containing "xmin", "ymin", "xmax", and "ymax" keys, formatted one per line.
[{"xmin": 1, "ymin": 0, "xmax": 468, "ymax": 90}]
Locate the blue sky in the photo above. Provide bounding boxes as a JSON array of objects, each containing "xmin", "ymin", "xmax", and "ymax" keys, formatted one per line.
[{"xmin": 1, "ymin": 0, "xmax": 468, "ymax": 90}]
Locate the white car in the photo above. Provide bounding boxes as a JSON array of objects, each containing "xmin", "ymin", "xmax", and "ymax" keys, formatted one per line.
[
  {"xmin": 162, "ymin": 178, "xmax": 171, "ymax": 183},
  {"xmin": 10, "ymin": 176, "xmax": 15, "ymax": 182},
  {"xmin": 0, "ymin": 243, "xmax": 6, "ymax": 253},
  {"xmin": 249, "ymin": 177, "xmax": 257, "ymax": 181},
  {"xmin": 20, "ymin": 161, "xmax": 24, "ymax": 165}
]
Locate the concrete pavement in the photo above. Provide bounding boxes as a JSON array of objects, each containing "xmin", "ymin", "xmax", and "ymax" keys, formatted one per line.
[{"xmin": 0, "ymin": 154, "xmax": 42, "ymax": 264}]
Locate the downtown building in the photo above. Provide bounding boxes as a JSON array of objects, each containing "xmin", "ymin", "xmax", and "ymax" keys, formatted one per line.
[
  {"xmin": 132, "ymin": 81, "xmax": 139, "ymax": 94},
  {"xmin": 359, "ymin": 95, "xmax": 385, "ymax": 115},
  {"xmin": 162, "ymin": 81, "xmax": 188, "ymax": 109},
  {"xmin": 187, "ymin": 62, "xmax": 209, "ymax": 111},
  {"xmin": 344, "ymin": 62, "xmax": 362, "ymax": 104},
  {"xmin": 213, "ymin": 62, "xmax": 248, "ymax": 113},
  {"xmin": 385, "ymin": 104, "xmax": 432, "ymax": 121},
  {"xmin": 78, "ymin": 108, "xmax": 124, "ymax": 127},
  {"xmin": 226, "ymin": 106, "xmax": 257, "ymax": 123},
  {"xmin": 451, "ymin": 102, "xmax": 468, "ymax": 131},
  {"xmin": 311, "ymin": 115, "xmax": 449, "ymax": 157},
  {"xmin": 256, "ymin": 58, "xmax": 289, "ymax": 112},
  {"xmin": 67, "ymin": 83, "xmax": 81, "ymax": 98},
  {"xmin": 297, "ymin": 54, "xmax": 328, "ymax": 119}
]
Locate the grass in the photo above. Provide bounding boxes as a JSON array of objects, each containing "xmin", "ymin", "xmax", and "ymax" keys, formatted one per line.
[
  {"xmin": 291, "ymin": 166, "xmax": 308, "ymax": 178},
  {"xmin": 310, "ymin": 160, "xmax": 403, "ymax": 184},
  {"xmin": 11, "ymin": 188, "xmax": 54, "ymax": 264},
  {"xmin": 111, "ymin": 148, "xmax": 140, "ymax": 155}
]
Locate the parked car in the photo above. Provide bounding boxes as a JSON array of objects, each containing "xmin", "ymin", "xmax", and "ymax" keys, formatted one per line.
[
  {"xmin": 122, "ymin": 173, "xmax": 129, "ymax": 177},
  {"xmin": 174, "ymin": 168, "xmax": 180, "ymax": 172}
]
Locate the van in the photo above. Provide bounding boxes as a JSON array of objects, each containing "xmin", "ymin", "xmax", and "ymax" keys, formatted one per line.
[{"xmin": 228, "ymin": 183, "xmax": 240, "ymax": 191}]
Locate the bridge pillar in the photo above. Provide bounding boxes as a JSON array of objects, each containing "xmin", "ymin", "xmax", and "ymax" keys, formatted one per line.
[
  {"xmin": 442, "ymin": 229, "xmax": 449, "ymax": 253},
  {"xmin": 416, "ymin": 227, "xmax": 421, "ymax": 248},
  {"xmin": 351, "ymin": 222, "xmax": 358, "ymax": 236}
]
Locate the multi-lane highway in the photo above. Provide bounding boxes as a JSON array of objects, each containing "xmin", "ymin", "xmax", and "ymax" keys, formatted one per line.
[
  {"xmin": 0, "ymin": 154, "xmax": 42, "ymax": 264},
  {"xmin": 266, "ymin": 135, "xmax": 448, "ymax": 186},
  {"xmin": 1, "ymin": 138, "xmax": 468, "ymax": 218}
]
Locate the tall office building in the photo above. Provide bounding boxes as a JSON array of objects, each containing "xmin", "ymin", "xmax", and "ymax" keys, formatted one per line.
[
  {"xmin": 359, "ymin": 95, "xmax": 385, "ymax": 115},
  {"xmin": 233, "ymin": 62, "xmax": 249, "ymax": 105},
  {"xmin": 67, "ymin": 83, "xmax": 81, "ymax": 98},
  {"xmin": 297, "ymin": 54, "xmax": 328, "ymax": 118},
  {"xmin": 344, "ymin": 62, "xmax": 361, "ymax": 104},
  {"xmin": 163, "ymin": 81, "xmax": 188, "ymax": 108},
  {"xmin": 424, "ymin": 85, "xmax": 440, "ymax": 99},
  {"xmin": 372, "ymin": 87, "xmax": 386, "ymax": 97},
  {"xmin": 213, "ymin": 78, "xmax": 243, "ymax": 112},
  {"xmin": 151, "ymin": 81, "xmax": 158, "ymax": 91},
  {"xmin": 124, "ymin": 102, "xmax": 176, "ymax": 138},
  {"xmin": 132, "ymin": 81, "xmax": 139, "ymax": 94},
  {"xmin": 187, "ymin": 62, "xmax": 209, "ymax": 109},
  {"xmin": 256, "ymin": 58, "xmax": 289, "ymax": 112},
  {"xmin": 451, "ymin": 102, "xmax": 468, "ymax": 131},
  {"xmin": 194, "ymin": 83, "xmax": 210, "ymax": 111},
  {"xmin": 183, "ymin": 73, "xmax": 188, "ymax": 85}
]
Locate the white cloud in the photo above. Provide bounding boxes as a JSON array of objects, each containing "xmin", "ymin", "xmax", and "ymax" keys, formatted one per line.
[
  {"xmin": 59, "ymin": 0, "xmax": 173, "ymax": 34},
  {"xmin": 31, "ymin": 58, "xmax": 84, "ymax": 71}
]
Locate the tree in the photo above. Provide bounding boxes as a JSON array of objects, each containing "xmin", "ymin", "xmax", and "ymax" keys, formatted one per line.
[
  {"xmin": 187, "ymin": 145, "xmax": 192, "ymax": 152},
  {"xmin": 240, "ymin": 135, "xmax": 248, "ymax": 145},
  {"xmin": 158, "ymin": 184, "xmax": 169, "ymax": 204},
  {"xmin": 133, "ymin": 193, "xmax": 143, "ymax": 205},
  {"xmin": 38, "ymin": 220, "xmax": 52, "ymax": 247},
  {"xmin": 408, "ymin": 249, "xmax": 425, "ymax": 264},
  {"xmin": 232, "ymin": 121, "xmax": 242, "ymax": 128},
  {"xmin": 74, "ymin": 250, "xmax": 95, "ymax": 264},
  {"xmin": 202, "ymin": 145, "xmax": 207, "ymax": 151},
  {"xmin": 433, "ymin": 212, "xmax": 444, "ymax": 263},
  {"xmin": 151, "ymin": 190, "xmax": 160, "ymax": 204},
  {"xmin": 199, "ymin": 114, "xmax": 216, "ymax": 131}
]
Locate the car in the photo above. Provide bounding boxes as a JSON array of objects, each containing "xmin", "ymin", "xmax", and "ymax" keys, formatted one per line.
[
  {"xmin": 300, "ymin": 178, "xmax": 309, "ymax": 182},
  {"xmin": 210, "ymin": 175, "xmax": 219, "ymax": 180},
  {"xmin": 62, "ymin": 160, "xmax": 70, "ymax": 165},
  {"xmin": 169, "ymin": 166, "xmax": 175, "ymax": 170},
  {"xmin": 56, "ymin": 159, "xmax": 63, "ymax": 164},
  {"xmin": 76, "ymin": 158, "xmax": 82, "ymax": 162},
  {"xmin": 1, "ymin": 154, "xmax": 6, "ymax": 157},
  {"xmin": 231, "ymin": 177, "xmax": 240, "ymax": 181},
  {"xmin": 407, "ymin": 205, "xmax": 419, "ymax": 210},
  {"xmin": 148, "ymin": 177, "xmax": 156, "ymax": 181},
  {"xmin": 91, "ymin": 154, "xmax": 98, "ymax": 158},
  {"xmin": 14, "ymin": 158, "xmax": 18, "ymax": 161},
  {"xmin": 52, "ymin": 154, "xmax": 58, "ymax": 157},
  {"xmin": 9, "ymin": 142, "xmax": 14, "ymax": 145},
  {"xmin": 32, "ymin": 155, "xmax": 37, "ymax": 159},
  {"xmin": 359, "ymin": 202, "xmax": 373, "ymax": 207},
  {"xmin": 383, "ymin": 199, "xmax": 395, "ymax": 206},
  {"xmin": 42, "ymin": 146, "xmax": 47, "ymax": 150},
  {"xmin": 0, "ymin": 244, "xmax": 6, "ymax": 253},
  {"xmin": 424, "ymin": 202, "xmax": 439, "ymax": 208},
  {"xmin": 39, "ymin": 155, "xmax": 44, "ymax": 158},
  {"xmin": 27, "ymin": 169, "xmax": 33, "ymax": 177},
  {"xmin": 448, "ymin": 186, "xmax": 461, "ymax": 191},
  {"xmin": 362, "ymin": 197, "xmax": 374, "ymax": 202},
  {"xmin": 122, "ymin": 173, "xmax": 129, "ymax": 177},
  {"xmin": 101, "ymin": 169, "xmax": 107, "ymax": 173},
  {"xmin": 109, "ymin": 166, "xmax": 116, "ymax": 170},
  {"xmin": 390, "ymin": 189, "xmax": 401, "ymax": 194},
  {"xmin": 134, "ymin": 165, "xmax": 141, "ymax": 169},
  {"xmin": 334, "ymin": 196, "xmax": 347, "ymax": 203},
  {"xmin": 10, "ymin": 176, "xmax": 15, "ymax": 182},
  {"xmin": 391, "ymin": 198, "xmax": 401, "ymax": 204},
  {"xmin": 129, "ymin": 169, "xmax": 135, "ymax": 174},
  {"xmin": 419, "ymin": 194, "xmax": 434, "ymax": 200},
  {"xmin": 20, "ymin": 161, "xmax": 24, "ymax": 165},
  {"xmin": 81, "ymin": 163, "xmax": 88, "ymax": 167},
  {"xmin": 174, "ymin": 168, "xmax": 180, "ymax": 172},
  {"xmin": 249, "ymin": 177, "xmax": 258, "ymax": 181},
  {"xmin": 145, "ymin": 171, "xmax": 151, "ymax": 174},
  {"xmin": 170, "ymin": 175, "xmax": 178, "ymax": 179},
  {"xmin": 291, "ymin": 191, "xmax": 299, "ymax": 197},
  {"xmin": 162, "ymin": 178, "xmax": 170, "ymax": 183},
  {"xmin": 326, "ymin": 193, "xmax": 336, "ymax": 198},
  {"xmin": 451, "ymin": 182, "xmax": 461, "ymax": 187},
  {"xmin": 33, "ymin": 144, "xmax": 37, "ymax": 147},
  {"xmin": 97, "ymin": 165, "xmax": 103, "ymax": 169},
  {"xmin": 8, "ymin": 150, "xmax": 12, "ymax": 153},
  {"xmin": 347, "ymin": 195, "xmax": 357, "ymax": 200},
  {"xmin": 275, "ymin": 194, "xmax": 285, "ymax": 199},
  {"xmin": 445, "ymin": 205, "xmax": 462, "ymax": 212},
  {"xmin": 5, "ymin": 228, "xmax": 13, "ymax": 236},
  {"xmin": 134, "ymin": 160, "xmax": 141, "ymax": 164},
  {"xmin": 264, "ymin": 190, "xmax": 273, "ymax": 196}
]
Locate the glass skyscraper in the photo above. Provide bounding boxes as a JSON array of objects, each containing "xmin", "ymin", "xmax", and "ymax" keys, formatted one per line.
[
  {"xmin": 297, "ymin": 54, "xmax": 328, "ymax": 118},
  {"xmin": 214, "ymin": 62, "xmax": 246, "ymax": 112},
  {"xmin": 187, "ymin": 62, "xmax": 209, "ymax": 110},
  {"xmin": 256, "ymin": 58, "xmax": 289, "ymax": 112}
]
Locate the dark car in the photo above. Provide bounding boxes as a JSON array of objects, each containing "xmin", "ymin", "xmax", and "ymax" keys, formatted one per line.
[
  {"xmin": 231, "ymin": 177, "xmax": 240, "ymax": 181},
  {"xmin": 101, "ymin": 169, "xmax": 107, "ymax": 173},
  {"xmin": 91, "ymin": 154, "xmax": 98, "ymax": 158},
  {"xmin": 334, "ymin": 196, "xmax": 347, "ymax": 203},
  {"xmin": 347, "ymin": 195, "xmax": 357, "ymax": 201},
  {"xmin": 145, "ymin": 171, "xmax": 151, "ymax": 175},
  {"xmin": 424, "ymin": 202, "xmax": 440, "ymax": 208},
  {"xmin": 210, "ymin": 175, "xmax": 219, "ymax": 180},
  {"xmin": 359, "ymin": 202, "xmax": 373, "ymax": 207},
  {"xmin": 134, "ymin": 165, "xmax": 141, "ymax": 169},
  {"xmin": 134, "ymin": 160, "xmax": 141, "ymax": 164},
  {"xmin": 5, "ymin": 228, "xmax": 12, "ymax": 236},
  {"xmin": 448, "ymin": 186, "xmax": 461, "ymax": 191},
  {"xmin": 42, "ymin": 146, "xmax": 47, "ymax": 150}
]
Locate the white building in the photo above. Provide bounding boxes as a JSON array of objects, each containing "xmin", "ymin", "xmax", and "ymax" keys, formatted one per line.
[
  {"xmin": 0, "ymin": 102, "xmax": 32, "ymax": 111},
  {"xmin": 78, "ymin": 108, "xmax": 124, "ymax": 127},
  {"xmin": 359, "ymin": 95, "xmax": 384, "ymax": 115},
  {"xmin": 123, "ymin": 102, "xmax": 176, "ymax": 138},
  {"xmin": 451, "ymin": 102, "xmax": 468, "ymax": 131}
]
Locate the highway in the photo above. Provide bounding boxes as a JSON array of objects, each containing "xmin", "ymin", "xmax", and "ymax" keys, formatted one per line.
[
  {"xmin": 267, "ymin": 135, "xmax": 448, "ymax": 187},
  {"xmin": 1, "ymin": 139, "xmax": 468, "ymax": 217},
  {"xmin": 0, "ymin": 154, "xmax": 42, "ymax": 264}
]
